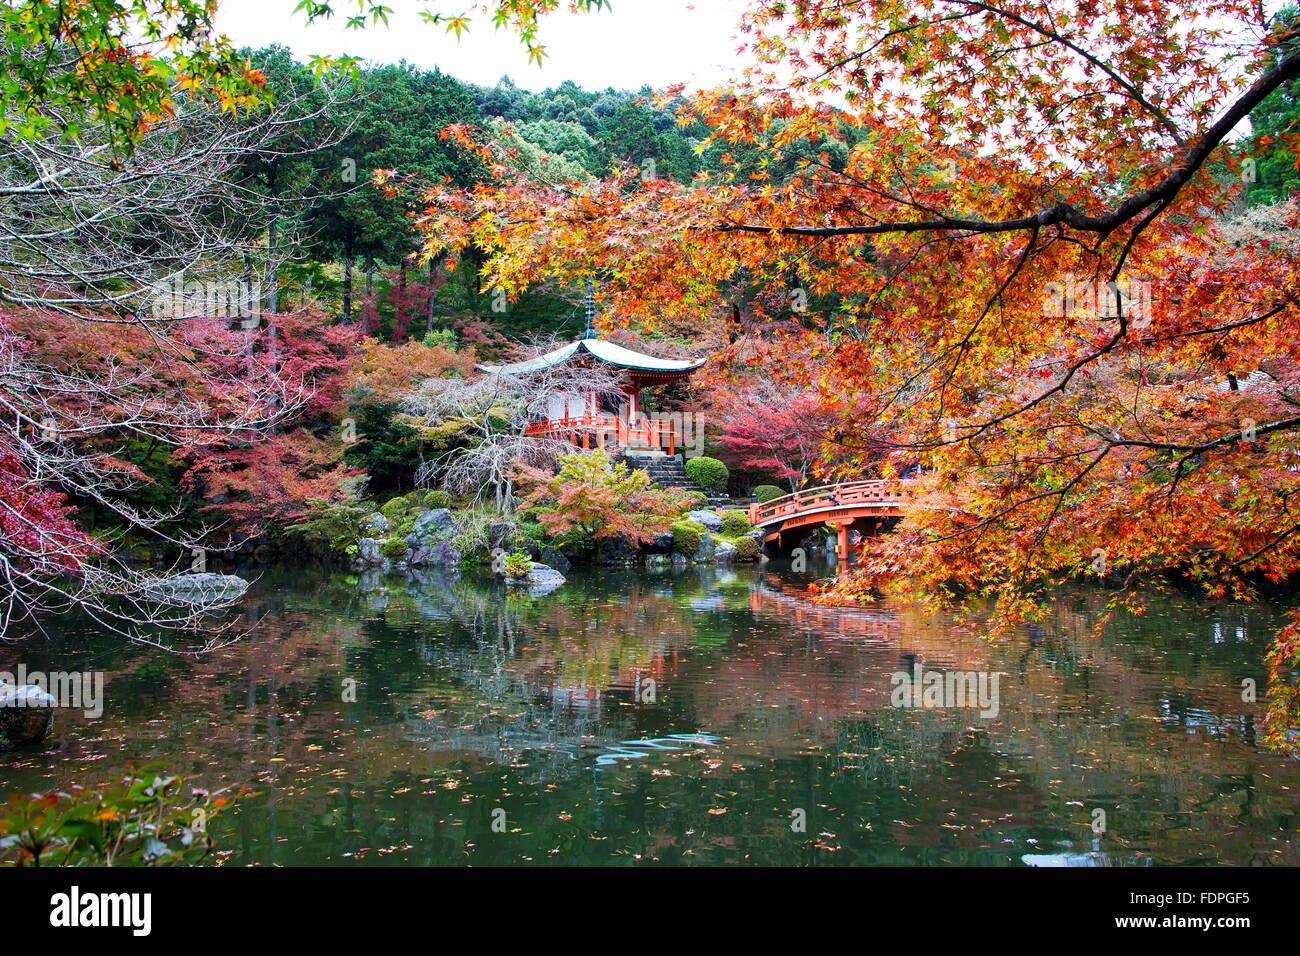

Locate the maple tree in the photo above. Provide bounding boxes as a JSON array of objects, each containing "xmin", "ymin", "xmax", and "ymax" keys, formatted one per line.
[
  {"xmin": 416, "ymin": 0, "xmax": 1300, "ymax": 752},
  {"xmin": 714, "ymin": 381, "xmax": 851, "ymax": 491},
  {"xmin": 516, "ymin": 450, "xmax": 694, "ymax": 548}
]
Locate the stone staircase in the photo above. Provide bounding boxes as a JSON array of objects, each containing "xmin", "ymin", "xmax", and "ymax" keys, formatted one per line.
[{"xmin": 630, "ymin": 454, "xmax": 734, "ymax": 509}]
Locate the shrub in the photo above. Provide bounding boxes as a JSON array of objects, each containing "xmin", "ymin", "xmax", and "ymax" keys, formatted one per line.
[
  {"xmin": 682, "ymin": 490, "xmax": 707, "ymax": 510},
  {"xmin": 671, "ymin": 519, "xmax": 706, "ymax": 555},
  {"xmin": 452, "ymin": 532, "xmax": 488, "ymax": 565},
  {"xmin": 422, "ymin": 489, "xmax": 452, "ymax": 510},
  {"xmin": 394, "ymin": 516, "xmax": 417, "ymax": 538},
  {"xmin": 0, "ymin": 763, "xmax": 241, "ymax": 866},
  {"xmin": 518, "ymin": 518, "xmax": 547, "ymax": 543},
  {"xmin": 685, "ymin": 456, "xmax": 729, "ymax": 495},
  {"xmin": 515, "ymin": 450, "xmax": 695, "ymax": 548},
  {"xmin": 734, "ymin": 536, "xmax": 761, "ymax": 561},
  {"xmin": 720, "ymin": 509, "xmax": 751, "ymax": 536},
  {"xmin": 382, "ymin": 536, "xmax": 409, "ymax": 559},
  {"xmin": 380, "ymin": 495, "xmax": 413, "ymax": 522},
  {"xmin": 504, "ymin": 549, "xmax": 532, "ymax": 579},
  {"xmin": 752, "ymin": 484, "xmax": 785, "ymax": 504}
]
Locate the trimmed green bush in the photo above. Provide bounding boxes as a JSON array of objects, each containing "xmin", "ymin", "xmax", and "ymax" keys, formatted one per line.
[
  {"xmin": 671, "ymin": 519, "xmax": 706, "ymax": 555},
  {"xmin": 685, "ymin": 456, "xmax": 729, "ymax": 495},
  {"xmin": 720, "ymin": 509, "xmax": 751, "ymax": 536},
  {"xmin": 682, "ymin": 491, "xmax": 707, "ymax": 511},
  {"xmin": 380, "ymin": 495, "xmax": 413, "ymax": 522},
  {"xmin": 422, "ymin": 490, "xmax": 452, "ymax": 510},
  {"xmin": 381, "ymin": 536, "xmax": 409, "ymax": 559},
  {"xmin": 734, "ymin": 536, "xmax": 760, "ymax": 561},
  {"xmin": 752, "ymin": 484, "xmax": 785, "ymax": 504}
]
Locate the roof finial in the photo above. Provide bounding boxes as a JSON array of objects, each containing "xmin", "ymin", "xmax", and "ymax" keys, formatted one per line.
[{"xmin": 579, "ymin": 280, "xmax": 598, "ymax": 340}]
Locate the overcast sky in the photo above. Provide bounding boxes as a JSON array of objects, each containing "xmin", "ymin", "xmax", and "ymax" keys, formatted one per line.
[{"xmin": 215, "ymin": 0, "xmax": 748, "ymax": 92}]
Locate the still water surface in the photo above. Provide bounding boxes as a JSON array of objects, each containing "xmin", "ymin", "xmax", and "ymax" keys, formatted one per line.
[{"xmin": 2, "ymin": 561, "xmax": 1297, "ymax": 866}]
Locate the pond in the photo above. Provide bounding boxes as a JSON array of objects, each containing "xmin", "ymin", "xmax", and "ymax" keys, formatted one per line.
[{"xmin": 2, "ymin": 559, "xmax": 1297, "ymax": 866}]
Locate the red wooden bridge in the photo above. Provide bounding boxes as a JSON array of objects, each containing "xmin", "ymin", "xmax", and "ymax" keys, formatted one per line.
[{"xmin": 747, "ymin": 479, "xmax": 916, "ymax": 559}]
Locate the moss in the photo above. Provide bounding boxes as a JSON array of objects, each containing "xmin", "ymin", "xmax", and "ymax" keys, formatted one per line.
[
  {"xmin": 422, "ymin": 490, "xmax": 452, "ymax": 510},
  {"xmin": 720, "ymin": 509, "xmax": 751, "ymax": 536},
  {"xmin": 518, "ymin": 518, "xmax": 548, "ymax": 543},
  {"xmin": 381, "ymin": 536, "xmax": 410, "ymax": 559},
  {"xmin": 682, "ymin": 491, "xmax": 708, "ymax": 511},
  {"xmin": 380, "ymin": 495, "xmax": 414, "ymax": 522}
]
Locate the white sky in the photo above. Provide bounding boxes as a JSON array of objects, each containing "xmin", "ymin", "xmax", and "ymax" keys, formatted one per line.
[{"xmin": 215, "ymin": 0, "xmax": 748, "ymax": 92}]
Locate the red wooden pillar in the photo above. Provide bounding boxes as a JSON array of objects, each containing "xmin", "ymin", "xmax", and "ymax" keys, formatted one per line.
[{"xmin": 834, "ymin": 522, "xmax": 849, "ymax": 560}]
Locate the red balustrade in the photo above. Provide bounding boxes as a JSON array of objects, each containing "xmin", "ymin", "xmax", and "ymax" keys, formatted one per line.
[
  {"xmin": 524, "ymin": 414, "xmax": 676, "ymax": 455},
  {"xmin": 748, "ymin": 480, "xmax": 914, "ymax": 526}
]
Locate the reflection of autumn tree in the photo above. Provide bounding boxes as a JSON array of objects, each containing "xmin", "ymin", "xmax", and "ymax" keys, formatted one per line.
[{"xmin": 7, "ymin": 568, "xmax": 1296, "ymax": 864}]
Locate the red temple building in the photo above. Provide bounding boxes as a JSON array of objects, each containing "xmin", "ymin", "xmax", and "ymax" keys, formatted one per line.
[{"xmin": 476, "ymin": 285, "xmax": 705, "ymax": 456}]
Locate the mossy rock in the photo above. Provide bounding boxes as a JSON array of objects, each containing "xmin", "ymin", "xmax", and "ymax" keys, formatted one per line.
[
  {"xmin": 381, "ymin": 536, "xmax": 410, "ymax": 559},
  {"xmin": 380, "ymin": 495, "xmax": 415, "ymax": 522},
  {"xmin": 422, "ymin": 490, "xmax": 452, "ymax": 510}
]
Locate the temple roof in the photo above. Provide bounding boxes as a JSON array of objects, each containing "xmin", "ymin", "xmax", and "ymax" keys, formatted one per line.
[
  {"xmin": 476, "ymin": 282, "xmax": 706, "ymax": 378},
  {"xmin": 477, "ymin": 338, "xmax": 705, "ymax": 376}
]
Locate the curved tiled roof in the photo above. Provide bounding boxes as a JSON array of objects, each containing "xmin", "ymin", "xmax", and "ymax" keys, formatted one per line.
[{"xmin": 477, "ymin": 338, "xmax": 705, "ymax": 376}]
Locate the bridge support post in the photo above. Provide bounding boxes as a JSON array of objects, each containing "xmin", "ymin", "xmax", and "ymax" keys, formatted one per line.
[{"xmin": 833, "ymin": 522, "xmax": 849, "ymax": 561}]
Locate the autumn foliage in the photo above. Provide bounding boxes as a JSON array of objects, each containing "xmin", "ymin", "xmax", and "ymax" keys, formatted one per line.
[
  {"xmin": 417, "ymin": 0, "xmax": 1300, "ymax": 750},
  {"xmin": 516, "ymin": 450, "xmax": 694, "ymax": 547}
]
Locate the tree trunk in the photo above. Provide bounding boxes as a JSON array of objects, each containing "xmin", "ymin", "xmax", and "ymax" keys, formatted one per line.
[
  {"xmin": 242, "ymin": 252, "xmax": 255, "ymax": 331},
  {"xmin": 426, "ymin": 262, "xmax": 437, "ymax": 335},
  {"xmin": 267, "ymin": 219, "xmax": 280, "ymax": 400},
  {"xmin": 396, "ymin": 257, "xmax": 409, "ymax": 340},
  {"xmin": 267, "ymin": 218, "xmax": 279, "ymax": 315},
  {"xmin": 364, "ymin": 254, "xmax": 375, "ymax": 331},
  {"xmin": 342, "ymin": 243, "xmax": 353, "ymax": 323}
]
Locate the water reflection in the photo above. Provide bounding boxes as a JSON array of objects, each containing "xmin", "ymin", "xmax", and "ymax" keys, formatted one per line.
[{"xmin": 0, "ymin": 561, "xmax": 1296, "ymax": 866}]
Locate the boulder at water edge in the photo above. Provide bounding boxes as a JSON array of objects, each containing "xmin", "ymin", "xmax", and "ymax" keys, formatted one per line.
[
  {"xmin": 148, "ymin": 572, "xmax": 250, "ymax": 599},
  {"xmin": 0, "ymin": 683, "xmax": 56, "ymax": 749},
  {"xmin": 540, "ymin": 546, "xmax": 571, "ymax": 574},
  {"xmin": 357, "ymin": 537, "xmax": 387, "ymax": 567},
  {"xmin": 408, "ymin": 538, "xmax": 460, "ymax": 569},
  {"xmin": 687, "ymin": 510, "xmax": 723, "ymax": 533},
  {"xmin": 404, "ymin": 508, "xmax": 456, "ymax": 550},
  {"xmin": 361, "ymin": 513, "xmax": 391, "ymax": 536},
  {"xmin": 506, "ymin": 563, "xmax": 566, "ymax": 597},
  {"xmin": 691, "ymin": 532, "xmax": 717, "ymax": 564}
]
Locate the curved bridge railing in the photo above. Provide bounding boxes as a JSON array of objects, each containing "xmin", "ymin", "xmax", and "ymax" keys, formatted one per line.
[{"xmin": 748, "ymin": 479, "xmax": 915, "ymax": 528}]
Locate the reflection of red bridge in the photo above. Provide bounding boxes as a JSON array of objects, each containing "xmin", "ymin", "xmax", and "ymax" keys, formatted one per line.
[{"xmin": 748, "ymin": 480, "xmax": 916, "ymax": 559}]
